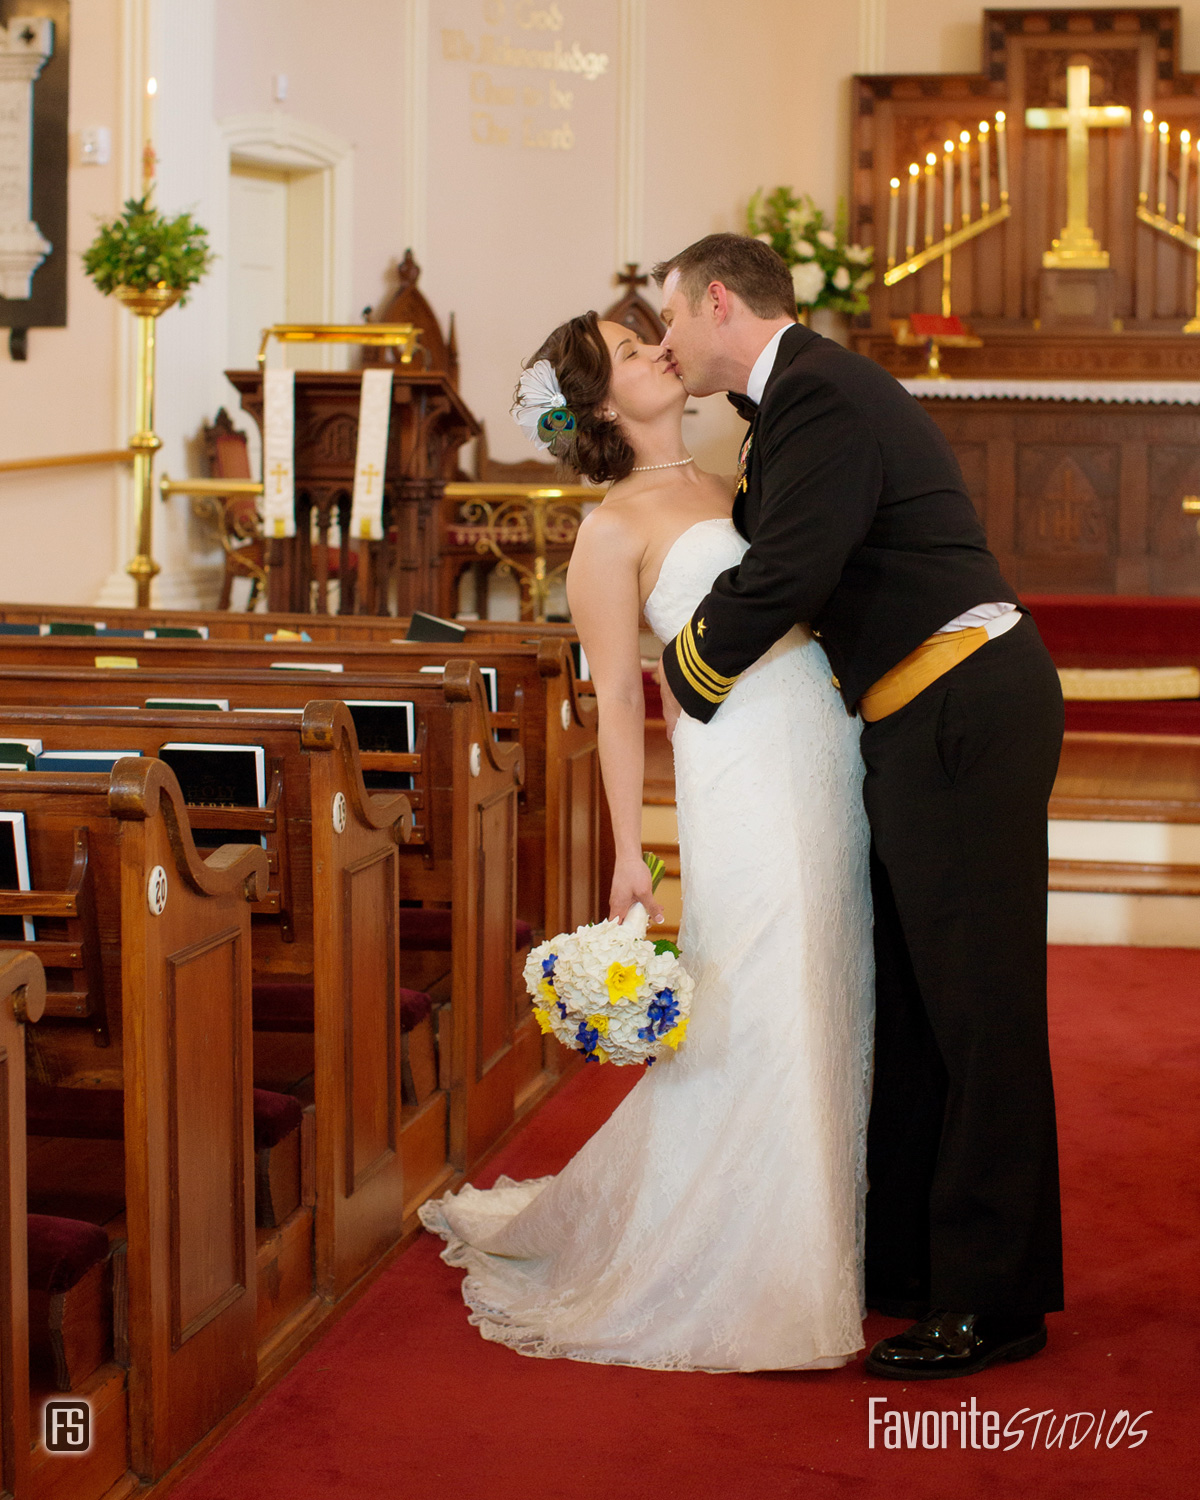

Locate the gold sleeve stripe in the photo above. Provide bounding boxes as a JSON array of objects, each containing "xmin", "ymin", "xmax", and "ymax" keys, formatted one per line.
[
  {"xmin": 686, "ymin": 619, "xmax": 739, "ymax": 686},
  {"xmin": 676, "ymin": 623, "xmax": 734, "ymax": 704}
]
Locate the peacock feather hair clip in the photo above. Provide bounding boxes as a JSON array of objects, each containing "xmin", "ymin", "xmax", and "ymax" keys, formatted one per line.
[{"xmin": 513, "ymin": 359, "xmax": 578, "ymax": 454}]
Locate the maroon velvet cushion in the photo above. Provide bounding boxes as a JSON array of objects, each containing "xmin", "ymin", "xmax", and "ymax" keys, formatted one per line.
[
  {"xmin": 397, "ymin": 907, "xmax": 536, "ymax": 953},
  {"xmin": 254, "ymin": 979, "xmax": 432, "ymax": 1034},
  {"xmin": 27, "ymin": 1214, "xmax": 110, "ymax": 1295},
  {"xmin": 252, "ymin": 1088, "xmax": 303, "ymax": 1150},
  {"xmin": 400, "ymin": 988, "xmax": 432, "ymax": 1030},
  {"xmin": 25, "ymin": 1084, "xmax": 123, "ymax": 1140},
  {"xmin": 252, "ymin": 980, "xmax": 314, "ymax": 1032}
]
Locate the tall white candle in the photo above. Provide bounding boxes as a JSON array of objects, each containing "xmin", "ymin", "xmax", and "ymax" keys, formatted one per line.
[
  {"xmin": 1158, "ymin": 120, "xmax": 1170, "ymax": 214},
  {"xmin": 905, "ymin": 163, "xmax": 919, "ymax": 256},
  {"xmin": 1180, "ymin": 130, "xmax": 1191, "ymax": 226},
  {"xmin": 144, "ymin": 75, "xmax": 157, "ymax": 192},
  {"xmin": 978, "ymin": 121, "xmax": 991, "ymax": 213},
  {"xmin": 995, "ymin": 111, "xmax": 1009, "ymax": 200},
  {"xmin": 924, "ymin": 153, "xmax": 937, "ymax": 245},
  {"xmin": 959, "ymin": 131, "xmax": 971, "ymax": 224},
  {"xmin": 1140, "ymin": 110, "xmax": 1155, "ymax": 203},
  {"xmin": 943, "ymin": 139, "xmax": 954, "ymax": 230},
  {"xmin": 887, "ymin": 177, "xmax": 900, "ymax": 268}
]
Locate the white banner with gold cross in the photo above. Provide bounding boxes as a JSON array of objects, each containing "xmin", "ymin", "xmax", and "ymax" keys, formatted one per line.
[
  {"xmin": 349, "ymin": 369, "xmax": 393, "ymax": 541},
  {"xmin": 262, "ymin": 369, "xmax": 296, "ymax": 538}
]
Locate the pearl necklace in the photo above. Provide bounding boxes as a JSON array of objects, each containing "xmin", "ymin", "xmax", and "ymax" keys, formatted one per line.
[{"xmin": 631, "ymin": 455, "xmax": 694, "ymax": 473}]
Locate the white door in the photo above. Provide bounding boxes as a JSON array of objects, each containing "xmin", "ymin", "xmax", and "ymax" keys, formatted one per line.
[{"xmin": 227, "ymin": 165, "xmax": 288, "ymax": 369}]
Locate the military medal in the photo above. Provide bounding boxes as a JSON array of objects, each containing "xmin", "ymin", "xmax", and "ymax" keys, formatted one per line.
[{"xmin": 736, "ymin": 432, "xmax": 753, "ymax": 494}]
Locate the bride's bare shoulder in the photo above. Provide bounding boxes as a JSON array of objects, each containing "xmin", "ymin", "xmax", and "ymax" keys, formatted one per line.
[{"xmin": 573, "ymin": 494, "xmax": 648, "ymax": 559}]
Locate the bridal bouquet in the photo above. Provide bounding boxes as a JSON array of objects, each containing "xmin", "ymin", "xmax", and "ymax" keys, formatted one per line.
[
  {"xmin": 746, "ymin": 186, "xmax": 873, "ymax": 317},
  {"xmin": 524, "ymin": 854, "xmax": 693, "ymax": 1066}
]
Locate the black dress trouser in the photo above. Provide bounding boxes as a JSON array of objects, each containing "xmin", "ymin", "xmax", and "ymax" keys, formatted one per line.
[{"xmin": 861, "ymin": 613, "xmax": 1066, "ymax": 1316}]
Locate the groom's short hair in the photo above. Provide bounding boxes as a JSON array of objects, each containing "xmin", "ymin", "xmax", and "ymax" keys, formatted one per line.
[{"xmin": 652, "ymin": 234, "xmax": 796, "ymax": 321}]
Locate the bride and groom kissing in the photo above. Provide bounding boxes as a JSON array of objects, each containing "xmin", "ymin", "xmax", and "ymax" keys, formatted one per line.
[{"xmin": 421, "ymin": 233, "xmax": 1064, "ymax": 1382}]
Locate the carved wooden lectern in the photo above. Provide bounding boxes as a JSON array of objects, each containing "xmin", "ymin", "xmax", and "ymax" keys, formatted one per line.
[{"xmin": 226, "ymin": 368, "xmax": 479, "ymax": 615}]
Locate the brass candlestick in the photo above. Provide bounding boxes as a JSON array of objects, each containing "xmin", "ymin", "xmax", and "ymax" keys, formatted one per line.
[{"xmin": 114, "ymin": 283, "xmax": 182, "ymax": 606}]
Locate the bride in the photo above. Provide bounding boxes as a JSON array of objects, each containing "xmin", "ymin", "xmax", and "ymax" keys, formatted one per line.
[{"xmin": 419, "ymin": 311, "xmax": 873, "ymax": 1372}]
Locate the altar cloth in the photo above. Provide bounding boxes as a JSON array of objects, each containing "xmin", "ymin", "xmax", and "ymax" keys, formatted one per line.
[{"xmin": 901, "ymin": 378, "xmax": 1200, "ymax": 404}]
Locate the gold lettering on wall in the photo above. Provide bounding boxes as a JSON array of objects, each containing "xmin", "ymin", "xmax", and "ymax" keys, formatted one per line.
[{"xmin": 441, "ymin": 0, "xmax": 610, "ymax": 150}]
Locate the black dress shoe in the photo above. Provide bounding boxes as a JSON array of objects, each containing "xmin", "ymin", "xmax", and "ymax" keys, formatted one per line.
[{"xmin": 864, "ymin": 1311, "xmax": 1047, "ymax": 1380}]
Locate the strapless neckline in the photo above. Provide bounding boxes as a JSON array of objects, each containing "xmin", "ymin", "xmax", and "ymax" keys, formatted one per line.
[{"xmin": 644, "ymin": 517, "xmax": 738, "ymax": 618}]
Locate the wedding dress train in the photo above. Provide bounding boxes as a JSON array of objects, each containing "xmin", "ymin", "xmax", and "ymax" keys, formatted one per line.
[{"xmin": 419, "ymin": 518, "xmax": 874, "ymax": 1371}]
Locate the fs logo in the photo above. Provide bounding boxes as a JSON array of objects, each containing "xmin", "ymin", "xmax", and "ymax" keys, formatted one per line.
[{"xmin": 44, "ymin": 1399, "xmax": 91, "ymax": 1452}]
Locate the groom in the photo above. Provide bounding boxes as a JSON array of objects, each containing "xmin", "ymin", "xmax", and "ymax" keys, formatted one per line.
[{"xmin": 653, "ymin": 234, "xmax": 1064, "ymax": 1380}]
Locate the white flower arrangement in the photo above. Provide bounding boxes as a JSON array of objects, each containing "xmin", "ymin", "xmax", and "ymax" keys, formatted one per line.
[
  {"xmin": 746, "ymin": 186, "xmax": 874, "ymax": 316},
  {"xmin": 523, "ymin": 855, "xmax": 693, "ymax": 1067}
]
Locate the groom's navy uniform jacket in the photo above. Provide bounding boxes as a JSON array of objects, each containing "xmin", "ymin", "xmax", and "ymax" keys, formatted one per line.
[{"xmin": 660, "ymin": 323, "xmax": 1019, "ymax": 722}]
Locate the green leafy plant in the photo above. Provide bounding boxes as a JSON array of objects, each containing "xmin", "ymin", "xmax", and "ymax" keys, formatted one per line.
[
  {"xmin": 83, "ymin": 195, "xmax": 213, "ymax": 302},
  {"xmin": 746, "ymin": 187, "xmax": 873, "ymax": 316}
]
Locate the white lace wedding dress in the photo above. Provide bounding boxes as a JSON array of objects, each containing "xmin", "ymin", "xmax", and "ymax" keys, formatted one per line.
[{"xmin": 420, "ymin": 518, "xmax": 874, "ymax": 1372}]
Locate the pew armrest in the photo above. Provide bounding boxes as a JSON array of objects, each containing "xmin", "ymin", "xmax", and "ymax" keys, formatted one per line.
[
  {"xmin": 107, "ymin": 756, "xmax": 271, "ymax": 901},
  {"xmin": 441, "ymin": 659, "xmax": 525, "ymax": 786},
  {"xmin": 300, "ymin": 699, "xmax": 415, "ymax": 839},
  {"xmin": 0, "ymin": 949, "xmax": 46, "ymax": 1023}
]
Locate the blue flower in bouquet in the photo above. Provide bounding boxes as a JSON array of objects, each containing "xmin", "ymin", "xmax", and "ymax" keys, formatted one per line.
[{"xmin": 640, "ymin": 987, "xmax": 680, "ymax": 1042}]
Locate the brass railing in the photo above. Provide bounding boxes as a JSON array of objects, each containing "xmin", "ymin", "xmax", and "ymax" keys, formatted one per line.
[{"xmin": 0, "ymin": 449, "xmax": 135, "ymax": 476}]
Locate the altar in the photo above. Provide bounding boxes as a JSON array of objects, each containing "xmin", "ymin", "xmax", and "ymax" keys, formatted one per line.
[{"xmin": 903, "ymin": 377, "xmax": 1200, "ymax": 595}]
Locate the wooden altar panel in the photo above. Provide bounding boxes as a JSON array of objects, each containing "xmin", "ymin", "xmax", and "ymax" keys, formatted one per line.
[
  {"xmin": 851, "ymin": 8, "xmax": 1200, "ymax": 376},
  {"xmin": 918, "ymin": 395, "xmax": 1200, "ymax": 593}
]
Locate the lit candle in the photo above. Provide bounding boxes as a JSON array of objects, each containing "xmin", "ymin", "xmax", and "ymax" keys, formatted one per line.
[
  {"xmin": 887, "ymin": 177, "xmax": 900, "ymax": 269},
  {"xmin": 995, "ymin": 111, "xmax": 1009, "ymax": 200},
  {"xmin": 1140, "ymin": 110, "xmax": 1155, "ymax": 203},
  {"xmin": 943, "ymin": 139, "xmax": 954, "ymax": 231},
  {"xmin": 143, "ymin": 75, "xmax": 157, "ymax": 193},
  {"xmin": 958, "ymin": 131, "xmax": 971, "ymax": 224},
  {"xmin": 924, "ymin": 153, "xmax": 937, "ymax": 245},
  {"xmin": 978, "ymin": 121, "xmax": 991, "ymax": 214},
  {"xmin": 905, "ymin": 162, "xmax": 919, "ymax": 257},
  {"xmin": 1158, "ymin": 120, "xmax": 1170, "ymax": 214},
  {"xmin": 1180, "ymin": 130, "xmax": 1192, "ymax": 227}
]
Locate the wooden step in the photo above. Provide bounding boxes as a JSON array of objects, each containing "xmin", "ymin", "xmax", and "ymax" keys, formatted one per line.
[{"xmin": 1049, "ymin": 858, "xmax": 1200, "ymax": 895}]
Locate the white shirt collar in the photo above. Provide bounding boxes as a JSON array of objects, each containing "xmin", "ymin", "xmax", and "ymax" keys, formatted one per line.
[{"xmin": 744, "ymin": 325, "xmax": 792, "ymax": 407}]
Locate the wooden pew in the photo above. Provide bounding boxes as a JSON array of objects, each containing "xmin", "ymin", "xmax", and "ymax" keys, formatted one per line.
[
  {"xmin": 1, "ymin": 952, "xmax": 43, "ymax": 1500},
  {"xmin": 0, "ymin": 631, "xmax": 602, "ymax": 943},
  {"xmin": 0, "ymin": 699, "xmax": 427, "ymax": 1310},
  {"xmin": 0, "ymin": 667, "xmax": 526, "ymax": 1172},
  {"xmin": 0, "ymin": 761, "xmax": 267, "ymax": 1483}
]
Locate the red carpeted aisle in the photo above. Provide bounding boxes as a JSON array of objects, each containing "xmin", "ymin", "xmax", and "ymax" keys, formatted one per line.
[{"xmin": 173, "ymin": 948, "xmax": 1199, "ymax": 1500}]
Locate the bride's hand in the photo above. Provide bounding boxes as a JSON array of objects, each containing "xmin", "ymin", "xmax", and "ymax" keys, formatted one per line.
[{"xmin": 609, "ymin": 856, "xmax": 665, "ymax": 925}]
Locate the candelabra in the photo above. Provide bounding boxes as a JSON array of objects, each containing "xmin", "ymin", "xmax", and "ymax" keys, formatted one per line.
[{"xmin": 1136, "ymin": 110, "xmax": 1200, "ymax": 333}]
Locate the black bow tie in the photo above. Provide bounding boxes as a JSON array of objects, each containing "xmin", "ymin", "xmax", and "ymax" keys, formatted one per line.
[{"xmin": 727, "ymin": 391, "xmax": 758, "ymax": 423}]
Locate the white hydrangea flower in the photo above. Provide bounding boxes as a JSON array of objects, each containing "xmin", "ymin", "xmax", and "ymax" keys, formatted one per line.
[
  {"xmin": 846, "ymin": 243, "xmax": 872, "ymax": 264},
  {"xmin": 754, "ymin": 232, "xmax": 774, "ymax": 245},
  {"xmin": 816, "ymin": 229, "xmax": 838, "ymax": 249},
  {"xmin": 791, "ymin": 260, "xmax": 826, "ymax": 306},
  {"xmin": 793, "ymin": 239, "xmax": 817, "ymax": 259},
  {"xmin": 833, "ymin": 266, "xmax": 851, "ymax": 291}
]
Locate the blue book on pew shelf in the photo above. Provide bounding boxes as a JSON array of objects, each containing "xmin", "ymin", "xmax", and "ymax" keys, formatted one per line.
[
  {"xmin": 0, "ymin": 622, "xmax": 40, "ymax": 635},
  {"xmin": 35, "ymin": 749, "xmax": 142, "ymax": 773},
  {"xmin": 0, "ymin": 811, "xmax": 35, "ymax": 941},
  {"xmin": 345, "ymin": 701, "xmax": 415, "ymax": 792},
  {"xmin": 158, "ymin": 742, "xmax": 267, "ymax": 849}
]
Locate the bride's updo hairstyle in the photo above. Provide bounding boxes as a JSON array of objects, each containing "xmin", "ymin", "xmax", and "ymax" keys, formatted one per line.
[{"xmin": 520, "ymin": 311, "xmax": 636, "ymax": 485}]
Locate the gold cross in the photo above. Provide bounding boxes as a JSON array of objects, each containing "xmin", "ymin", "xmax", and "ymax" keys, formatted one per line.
[
  {"xmin": 1025, "ymin": 63, "xmax": 1130, "ymax": 269},
  {"xmin": 269, "ymin": 460, "xmax": 289, "ymax": 494},
  {"xmin": 359, "ymin": 462, "xmax": 381, "ymax": 496}
]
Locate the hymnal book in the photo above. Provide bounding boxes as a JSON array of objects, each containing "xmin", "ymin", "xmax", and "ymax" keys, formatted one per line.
[
  {"xmin": 35, "ymin": 749, "xmax": 142, "ymax": 773},
  {"xmin": 406, "ymin": 610, "xmax": 467, "ymax": 644},
  {"xmin": 94, "ymin": 655, "xmax": 139, "ymax": 670},
  {"xmin": 0, "ymin": 737, "xmax": 42, "ymax": 770},
  {"xmin": 573, "ymin": 641, "xmax": 590, "ymax": 680},
  {"xmin": 0, "ymin": 812, "xmax": 34, "ymax": 941},
  {"xmin": 145, "ymin": 697, "xmax": 229, "ymax": 712},
  {"xmin": 269, "ymin": 661, "xmax": 344, "ymax": 673},
  {"xmin": 0, "ymin": 622, "xmax": 40, "ymax": 635},
  {"xmin": 146, "ymin": 626, "xmax": 208, "ymax": 639},
  {"xmin": 345, "ymin": 700, "xmax": 416, "ymax": 791},
  {"xmin": 158, "ymin": 742, "xmax": 266, "ymax": 849},
  {"xmin": 46, "ymin": 621, "xmax": 101, "ymax": 635},
  {"xmin": 264, "ymin": 629, "xmax": 310, "ymax": 642},
  {"xmin": 232, "ymin": 707, "xmax": 302, "ymax": 715},
  {"xmin": 419, "ymin": 662, "xmax": 498, "ymax": 712},
  {"xmin": 93, "ymin": 628, "xmax": 142, "ymax": 638}
]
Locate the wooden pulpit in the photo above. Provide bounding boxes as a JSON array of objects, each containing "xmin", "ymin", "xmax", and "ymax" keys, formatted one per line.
[{"xmin": 225, "ymin": 368, "xmax": 479, "ymax": 615}]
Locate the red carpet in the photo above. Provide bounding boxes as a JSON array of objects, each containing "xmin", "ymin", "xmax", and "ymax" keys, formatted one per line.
[{"xmin": 174, "ymin": 948, "xmax": 1198, "ymax": 1500}]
